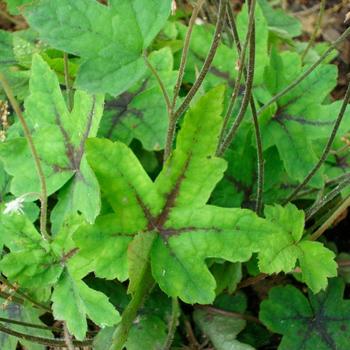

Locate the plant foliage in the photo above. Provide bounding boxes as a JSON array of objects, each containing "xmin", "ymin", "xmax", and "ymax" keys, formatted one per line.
[{"xmin": 0, "ymin": 0, "xmax": 348, "ymax": 349}]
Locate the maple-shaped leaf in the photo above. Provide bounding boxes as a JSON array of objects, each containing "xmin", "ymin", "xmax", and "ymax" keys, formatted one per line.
[
  {"xmin": 99, "ymin": 47, "xmax": 177, "ymax": 150},
  {"xmin": 75, "ymin": 86, "xmax": 282, "ymax": 304},
  {"xmin": 0, "ymin": 301, "xmax": 53, "ymax": 350},
  {"xmin": 24, "ymin": 0, "xmax": 172, "ymax": 96},
  {"xmin": 260, "ymin": 278, "xmax": 350, "ymax": 350},
  {"xmin": 261, "ymin": 49, "xmax": 350, "ymax": 187},
  {"xmin": 0, "ymin": 54, "xmax": 104, "ymax": 231},
  {"xmin": 0, "ymin": 213, "xmax": 120, "ymax": 340},
  {"xmin": 258, "ymin": 203, "xmax": 337, "ymax": 293}
]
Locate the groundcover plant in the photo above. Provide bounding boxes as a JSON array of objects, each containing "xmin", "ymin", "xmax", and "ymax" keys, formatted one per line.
[{"xmin": 0, "ymin": 0, "xmax": 350, "ymax": 349}]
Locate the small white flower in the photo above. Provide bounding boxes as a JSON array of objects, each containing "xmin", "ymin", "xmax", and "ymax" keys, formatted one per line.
[
  {"xmin": 195, "ymin": 18, "xmax": 205, "ymax": 25},
  {"xmin": 171, "ymin": 0, "xmax": 177, "ymax": 15},
  {"xmin": 3, "ymin": 196, "xmax": 25, "ymax": 215}
]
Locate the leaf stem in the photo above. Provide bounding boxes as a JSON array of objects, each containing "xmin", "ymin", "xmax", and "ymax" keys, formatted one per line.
[
  {"xmin": 219, "ymin": 0, "xmax": 256, "ymax": 145},
  {"xmin": 184, "ymin": 317, "xmax": 201, "ymax": 349},
  {"xmin": 171, "ymin": 0, "xmax": 205, "ymax": 111},
  {"xmin": 284, "ymin": 78, "xmax": 350, "ymax": 204},
  {"xmin": 337, "ymin": 259, "xmax": 350, "ymax": 268},
  {"xmin": 0, "ymin": 322, "xmax": 92, "ymax": 347},
  {"xmin": 162, "ymin": 297, "xmax": 180, "ymax": 350},
  {"xmin": 174, "ymin": 0, "xmax": 226, "ymax": 119},
  {"xmin": 251, "ymin": 95, "xmax": 264, "ymax": 214},
  {"xmin": 296, "ymin": 172, "xmax": 350, "ymax": 198},
  {"xmin": 258, "ymin": 26, "xmax": 350, "ymax": 116},
  {"xmin": 63, "ymin": 53, "xmax": 73, "ymax": 112},
  {"xmin": 301, "ymin": 0, "xmax": 326, "ymax": 63},
  {"xmin": 309, "ymin": 194, "xmax": 350, "ymax": 241},
  {"xmin": 144, "ymin": 54, "xmax": 172, "ymax": 116},
  {"xmin": 0, "ymin": 317, "xmax": 59, "ymax": 332},
  {"xmin": 196, "ymin": 305, "xmax": 261, "ymax": 324},
  {"xmin": 109, "ymin": 256, "xmax": 154, "ymax": 350},
  {"xmin": 0, "ymin": 291, "xmax": 25, "ymax": 305},
  {"xmin": 306, "ymin": 177, "xmax": 350, "ymax": 220},
  {"xmin": 217, "ymin": 1, "xmax": 256, "ymax": 157},
  {"xmin": 164, "ymin": 0, "xmax": 227, "ymax": 161},
  {"xmin": 223, "ymin": 3, "xmax": 264, "ymax": 214},
  {"xmin": 237, "ymin": 273, "xmax": 268, "ymax": 289},
  {"xmin": 63, "ymin": 321, "xmax": 75, "ymax": 350},
  {"xmin": 0, "ymin": 9, "xmax": 22, "ymax": 26},
  {"xmin": 0, "ymin": 73, "xmax": 49, "ymax": 240}
]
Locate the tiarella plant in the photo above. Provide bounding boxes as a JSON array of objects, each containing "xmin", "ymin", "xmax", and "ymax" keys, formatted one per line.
[{"xmin": 0, "ymin": 0, "xmax": 349, "ymax": 349}]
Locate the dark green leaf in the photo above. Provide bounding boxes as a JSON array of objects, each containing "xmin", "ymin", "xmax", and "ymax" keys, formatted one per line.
[
  {"xmin": 261, "ymin": 49, "xmax": 349, "ymax": 187},
  {"xmin": 25, "ymin": 0, "xmax": 172, "ymax": 95},
  {"xmin": 194, "ymin": 308, "xmax": 254, "ymax": 350},
  {"xmin": 0, "ymin": 54, "xmax": 104, "ymax": 231},
  {"xmin": 260, "ymin": 279, "xmax": 350, "ymax": 350},
  {"xmin": 99, "ymin": 47, "xmax": 177, "ymax": 150}
]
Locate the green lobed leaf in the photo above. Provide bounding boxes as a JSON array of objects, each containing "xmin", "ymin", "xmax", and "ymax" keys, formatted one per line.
[
  {"xmin": 261, "ymin": 49, "xmax": 349, "ymax": 187},
  {"xmin": 79, "ymin": 86, "xmax": 284, "ymax": 304},
  {"xmin": 25, "ymin": 0, "xmax": 172, "ymax": 96},
  {"xmin": 0, "ymin": 54, "xmax": 104, "ymax": 231},
  {"xmin": 99, "ymin": 47, "xmax": 177, "ymax": 150},
  {"xmin": 259, "ymin": 278, "xmax": 350, "ymax": 350},
  {"xmin": 151, "ymin": 206, "xmax": 275, "ymax": 304},
  {"xmin": 0, "ymin": 212, "xmax": 120, "ymax": 340},
  {"xmin": 258, "ymin": 203, "xmax": 337, "ymax": 293}
]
